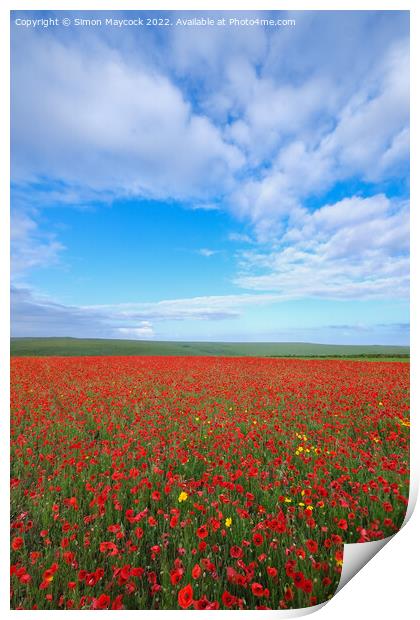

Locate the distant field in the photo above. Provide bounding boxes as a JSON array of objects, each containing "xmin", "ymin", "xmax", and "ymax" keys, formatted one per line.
[{"xmin": 10, "ymin": 337, "xmax": 409, "ymax": 360}]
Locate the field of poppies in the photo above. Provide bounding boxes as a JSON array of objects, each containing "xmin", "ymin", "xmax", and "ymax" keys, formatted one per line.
[{"xmin": 10, "ymin": 356, "xmax": 409, "ymax": 610}]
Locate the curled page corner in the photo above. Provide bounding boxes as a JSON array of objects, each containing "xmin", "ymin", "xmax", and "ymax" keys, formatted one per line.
[
  {"xmin": 273, "ymin": 601, "xmax": 329, "ymax": 618},
  {"xmin": 290, "ymin": 601, "xmax": 329, "ymax": 617},
  {"xmin": 337, "ymin": 536, "xmax": 392, "ymax": 593},
  {"xmin": 336, "ymin": 478, "xmax": 417, "ymax": 595}
]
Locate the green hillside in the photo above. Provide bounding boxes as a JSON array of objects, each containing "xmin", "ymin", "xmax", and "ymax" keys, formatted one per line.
[{"xmin": 10, "ymin": 337, "xmax": 409, "ymax": 359}]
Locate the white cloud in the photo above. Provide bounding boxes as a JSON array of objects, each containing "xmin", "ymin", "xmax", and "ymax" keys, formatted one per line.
[
  {"xmin": 228, "ymin": 232, "xmax": 253, "ymax": 243},
  {"xmin": 320, "ymin": 40, "xmax": 409, "ymax": 182},
  {"xmin": 117, "ymin": 323, "xmax": 154, "ymax": 339},
  {"xmin": 11, "ymin": 286, "xmax": 290, "ymax": 338},
  {"xmin": 11, "ymin": 285, "xmax": 409, "ymax": 342},
  {"xmin": 10, "ymin": 14, "xmax": 409, "ymax": 315},
  {"xmin": 12, "ymin": 32, "xmax": 244, "ymax": 201},
  {"xmin": 235, "ymin": 195, "xmax": 409, "ymax": 300},
  {"xmin": 190, "ymin": 202, "xmax": 220, "ymax": 211},
  {"xmin": 86, "ymin": 292, "xmax": 285, "ymax": 321},
  {"xmin": 11, "ymin": 208, "xmax": 65, "ymax": 276},
  {"xmin": 197, "ymin": 248, "xmax": 218, "ymax": 257},
  {"xmin": 226, "ymin": 39, "xmax": 409, "ymax": 237},
  {"xmin": 12, "ymin": 22, "xmax": 409, "ymax": 227}
]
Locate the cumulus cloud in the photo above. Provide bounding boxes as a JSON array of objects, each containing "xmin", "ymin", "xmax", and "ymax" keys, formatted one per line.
[
  {"xmin": 11, "ymin": 208, "xmax": 65, "ymax": 276},
  {"xmin": 220, "ymin": 35, "xmax": 409, "ymax": 241},
  {"xmin": 117, "ymin": 323, "xmax": 154, "ymax": 339},
  {"xmin": 11, "ymin": 31, "xmax": 243, "ymax": 201},
  {"xmin": 235, "ymin": 195, "xmax": 409, "ymax": 300},
  {"xmin": 10, "ymin": 12, "xmax": 409, "ymax": 327},
  {"xmin": 319, "ymin": 41, "xmax": 409, "ymax": 181},
  {"xmin": 12, "ymin": 16, "xmax": 409, "ymax": 221}
]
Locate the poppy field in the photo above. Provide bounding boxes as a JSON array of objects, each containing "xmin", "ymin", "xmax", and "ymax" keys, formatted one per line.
[{"xmin": 10, "ymin": 356, "xmax": 409, "ymax": 610}]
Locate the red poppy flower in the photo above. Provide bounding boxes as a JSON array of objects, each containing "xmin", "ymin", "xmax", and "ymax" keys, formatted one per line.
[
  {"xmin": 252, "ymin": 532, "xmax": 263, "ymax": 546},
  {"xmin": 293, "ymin": 572, "xmax": 305, "ymax": 589},
  {"xmin": 251, "ymin": 583, "xmax": 270, "ymax": 597},
  {"xmin": 305, "ymin": 539, "xmax": 318, "ymax": 553},
  {"xmin": 19, "ymin": 573, "xmax": 31, "ymax": 584},
  {"xmin": 222, "ymin": 590, "xmax": 236, "ymax": 608},
  {"xmin": 193, "ymin": 596, "xmax": 219, "ymax": 609},
  {"xmin": 178, "ymin": 584, "xmax": 194, "ymax": 609},
  {"xmin": 196, "ymin": 525, "xmax": 208, "ymax": 539},
  {"xmin": 170, "ymin": 568, "xmax": 184, "ymax": 585},
  {"xmin": 230, "ymin": 545, "xmax": 243, "ymax": 558},
  {"xmin": 99, "ymin": 541, "xmax": 118, "ymax": 556},
  {"xmin": 12, "ymin": 537, "xmax": 23, "ymax": 551},
  {"xmin": 111, "ymin": 595, "xmax": 124, "ymax": 610},
  {"xmin": 192, "ymin": 564, "xmax": 201, "ymax": 579},
  {"xmin": 92, "ymin": 594, "xmax": 110, "ymax": 609},
  {"xmin": 251, "ymin": 582, "xmax": 266, "ymax": 597},
  {"xmin": 134, "ymin": 527, "xmax": 144, "ymax": 539}
]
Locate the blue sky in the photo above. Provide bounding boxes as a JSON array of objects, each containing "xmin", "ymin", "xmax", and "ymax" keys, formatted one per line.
[{"xmin": 11, "ymin": 10, "xmax": 409, "ymax": 343}]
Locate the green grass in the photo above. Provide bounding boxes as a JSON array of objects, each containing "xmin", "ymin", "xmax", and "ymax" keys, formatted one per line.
[{"xmin": 10, "ymin": 337, "xmax": 409, "ymax": 360}]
